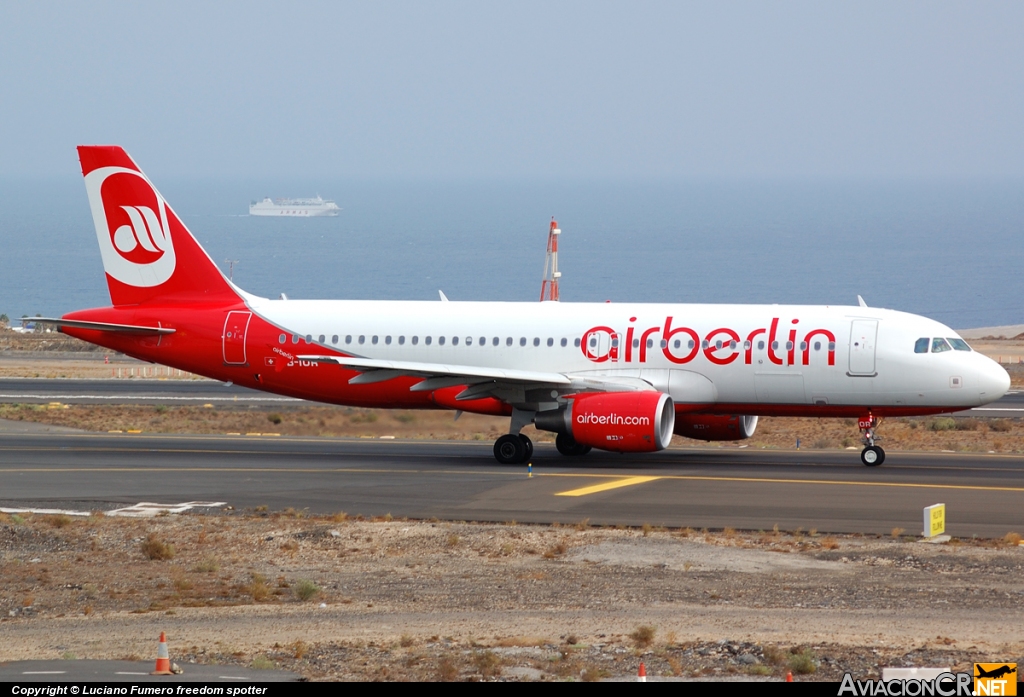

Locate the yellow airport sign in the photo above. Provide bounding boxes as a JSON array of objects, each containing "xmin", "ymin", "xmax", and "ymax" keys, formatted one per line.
[{"xmin": 923, "ymin": 503, "xmax": 945, "ymax": 538}]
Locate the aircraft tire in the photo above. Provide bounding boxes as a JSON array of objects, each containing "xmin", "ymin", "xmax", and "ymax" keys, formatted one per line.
[
  {"xmin": 861, "ymin": 445, "xmax": 885, "ymax": 467},
  {"xmin": 494, "ymin": 434, "xmax": 527, "ymax": 464},
  {"xmin": 556, "ymin": 433, "xmax": 592, "ymax": 457},
  {"xmin": 518, "ymin": 434, "xmax": 534, "ymax": 461}
]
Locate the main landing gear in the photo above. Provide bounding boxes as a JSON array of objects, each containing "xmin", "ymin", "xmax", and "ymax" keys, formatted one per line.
[
  {"xmin": 858, "ymin": 414, "xmax": 885, "ymax": 467},
  {"xmin": 494, "ymin": 434, "xmax": 533, "ymax": 464}
]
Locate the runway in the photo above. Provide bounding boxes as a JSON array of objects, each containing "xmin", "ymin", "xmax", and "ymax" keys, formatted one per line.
[{"xmin": 2, "ymin": 432, "xmax": 1023, "ymax": 538}]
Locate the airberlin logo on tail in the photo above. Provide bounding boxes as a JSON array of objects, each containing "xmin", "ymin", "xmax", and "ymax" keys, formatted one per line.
[{"xmin": 83, "ymin": 166, "xmax": 177, "ymax": 287}]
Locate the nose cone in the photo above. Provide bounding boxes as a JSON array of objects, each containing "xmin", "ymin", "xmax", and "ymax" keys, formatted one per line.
[{"xmin": 977, "ymin": 357, "xmax": 1011, "ymax": 405}]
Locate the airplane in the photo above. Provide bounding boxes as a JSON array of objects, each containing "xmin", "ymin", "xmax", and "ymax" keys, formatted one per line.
[{"xmin": 38, "ymin": 145, "xmax": 1011, "ymax": 467}]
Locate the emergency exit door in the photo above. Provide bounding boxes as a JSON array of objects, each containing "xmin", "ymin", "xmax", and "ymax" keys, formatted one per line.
[{"xmin": 222, "ymin": 311, "xmax": 252, "ymax": 365}]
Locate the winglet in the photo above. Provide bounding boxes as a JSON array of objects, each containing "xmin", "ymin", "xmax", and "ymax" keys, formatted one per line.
[
  {"xmin": 857, "ymin": 295, "xmax": 868, "ymax": 308},
  {"xmin": 438, "ymin": 290, "xmax": 449, "ymax": 302}
]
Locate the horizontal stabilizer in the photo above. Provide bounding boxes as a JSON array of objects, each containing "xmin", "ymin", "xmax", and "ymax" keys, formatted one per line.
[{"xmin": 32, "ymin": 318, "xmax": 175, "ymax": 335}]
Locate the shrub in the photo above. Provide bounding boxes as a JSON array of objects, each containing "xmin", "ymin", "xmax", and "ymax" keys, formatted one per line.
[
  {"xmin": 248, "ymin": 574, "xmax": 270, "ymax": 601},
  {"xmin": 141, "ymin": 534, "xmax": 174, "ymax": 560},
  {"xmin": 954, "ymin": 418, "xmax": 980, "ymax": 431},
  {"xmin": 267, "ymin": 413, "xmax": 282, "ymax": 425},
  {"xmin": 989, "ymin": 420, "xmax": 1013, "ymax": 432},
  {"xmin": 788, "ymin": 648, "xmax": 818, "ymax": 674},
  {"xmin": 45, "ymin": 514, "xmax": 73, "ymax": 528},
  {"xmin": 1004, "ymin": 532, "xmax": 1022, "ymax": 546},
  {"xmin": 929, "ymin": 418, "xmax": 956, "ymax": 431},
  {"xmin": 250, "ymin": 655, "xmax": 275, "ymax": 670},
  {"xmin": 473, "ymin": 650, "xmax": 502, "ymax": 678},
  {"xmin": 629, "ymin": 625, "xmax": 656, "ymax": 648},
  {"xmin": 436, "ymin": 656, "xmax": 458, "ymax": 681},
  {"xmin": 295, "ymin": 579, "xmax": 320, "ymax": 602}
]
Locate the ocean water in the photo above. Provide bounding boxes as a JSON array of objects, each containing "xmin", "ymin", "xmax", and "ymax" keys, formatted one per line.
[{"xmin": 0, "ymin": 176, "xmax": 1021, "ymax": 330}]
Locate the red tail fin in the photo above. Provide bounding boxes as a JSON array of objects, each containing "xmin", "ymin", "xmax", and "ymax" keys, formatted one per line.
[{"xmin": 78, "ymin": 146, "xmax": 239, "ymax": 306}]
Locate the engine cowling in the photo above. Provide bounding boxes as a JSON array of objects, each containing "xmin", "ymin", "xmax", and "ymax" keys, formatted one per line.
[
  {"xmin": 673, "ymin": 414, "xmax": 758, "ymax": 441},
  {"xmin": 534, "ymin": 391, "xmax": 675, "ymax": 453}
]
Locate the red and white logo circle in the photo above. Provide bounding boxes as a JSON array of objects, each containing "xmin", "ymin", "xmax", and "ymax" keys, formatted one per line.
[{"xmin": 83, "ymin": 167, "xmax": 176, "ymax": 287}]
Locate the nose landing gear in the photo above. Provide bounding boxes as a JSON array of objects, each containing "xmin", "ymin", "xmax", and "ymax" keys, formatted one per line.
[{"xmin": 858, "ymin": 414, "xmax": 885, "ymax": 466}]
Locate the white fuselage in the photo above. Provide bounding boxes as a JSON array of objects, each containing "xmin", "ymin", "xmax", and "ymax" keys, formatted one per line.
[{"xmin": 249, "ymin": 297, "xmax": 1010, "ymax": 413}]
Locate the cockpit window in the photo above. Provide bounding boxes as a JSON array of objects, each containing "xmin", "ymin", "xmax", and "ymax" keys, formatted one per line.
[
  {"xmin": 931, "ymin": 337, "xmax": 952, "ymax": 353},
  {"xmin": 947, "ymin": 338, "xmax": 972, "ymax": 352},
  {"xmin": 914, "ymin": 338, "xmax": 929, "ymax": 353}
]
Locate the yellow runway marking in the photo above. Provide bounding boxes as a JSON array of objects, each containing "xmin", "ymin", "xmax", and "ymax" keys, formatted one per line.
[{"xmin": 555, "ymin": 476, "xmax": 662, "ymax": 497}]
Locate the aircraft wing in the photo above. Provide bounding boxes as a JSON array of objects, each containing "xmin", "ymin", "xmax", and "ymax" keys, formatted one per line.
[{"xmin": 295, "ymin": 354, "xmax": 654, "ymax": 399}]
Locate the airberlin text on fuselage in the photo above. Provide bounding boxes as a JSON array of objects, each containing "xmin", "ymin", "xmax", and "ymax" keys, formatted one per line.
[{"xmin": 581, "ymin": 316, "xmax": 837, "ymax": 367}]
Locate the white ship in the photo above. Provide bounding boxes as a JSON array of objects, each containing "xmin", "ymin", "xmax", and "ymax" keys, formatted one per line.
[{"xmin": 249, "ymin": 196, "xmax": 340, "ymax": 217}]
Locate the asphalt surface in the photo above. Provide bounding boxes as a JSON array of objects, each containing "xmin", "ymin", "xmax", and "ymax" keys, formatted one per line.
[
  {"xmin": 0, "ymin": 378, "xmax": 1021, "ymax": 416},
  {"xmin": 2, "ymin": 432, "xmax": 1023, "ymax": 538}
]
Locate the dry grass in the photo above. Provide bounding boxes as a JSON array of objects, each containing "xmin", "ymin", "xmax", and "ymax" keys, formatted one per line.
[
  {"xmin": 140, "ymin": 533, "xmax": 174, "ymax": 561},
  {"xmin": 1004, "ymin": 532, "xmax": 1022, "ymax": 546},
  {"xmin": 294, "ymin": 579, "xmax": 320, "ymax": 602},
  {"xmin": 629, "ymin": 625, "xmax": 657, "ymax": 648},
  {"xmin": 820, "ymin": 536, "xmax": 840, "ymax": 550}
]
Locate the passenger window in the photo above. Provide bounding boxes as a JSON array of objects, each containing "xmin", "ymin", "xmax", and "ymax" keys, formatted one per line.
[
  {"xmin": 814, "ymin": 341, "xmax": 821, "ymax": 351},
  {"xmin": 914, "ymin": 338, "xmax": 929, "ymax": 353},
  {"xmin": 331, "ymin": 335, "xmax": 338, "ymax": 344},
  {"xmin": 547, "ymin": 338, "xmax": 554, "ymax": 347},
  {"xmin": 318, "ymin": 334, "xmax": 325, "ymax": 343},
  {"xmin": 398, "ymin": 336, "xmax": 405, "ymax": 345},
  {"xmin": 701, "ymin": 340, "xmax": 709, "ymax": 349},
  {"xmin": 771, "ymin": 341, "xmax": 779, "ymax": 350},
  {"xmin": 574, "ymin": 338, "xmax": 581, "ymax": 348},
  {"xmin": 799, "ymin": 341, "xmax": 806, "ymax": 351},
  {"xmin": 560, "ymin": 338, "xmax": 567, "ymax": 347},
  {"xmin": 520, "ymin": 337, "xmax": 527, "ymax": 347},
  {"xmin": 674, "ymin": 340, "xmax": 681, "ymax": 349},
  {"xmin": 785, "ymin": 341, "xmax": 793, "ymax": 351},
  {"xmin": 647, "ymin": 339, "xmax": 654, "ymax": 349},
  {"xmin": 611, "ymin": 337, "xmax": 619, "ymax": 348},
  {"xmin": 493, "ymin": 337, "xmax": 499, "ymax": 346},
  {"xmin": 412, "ymin": 336, "xmax": 419, "ymax": 345},
  {"xmin": 660, "ymin": 339, "xmax": 667, "ymax": 348},
  {"xmin": 466, "ymin": 337, "xmax": 473, "ymax": 346},
  {"xmin": 372, "ymin": 336, "xmax": 379, "ymax": 345},
  {"xmin": 358, "ymin": 335, "xmax": 365, "ymax": 345},
  {"xmin": 385, "ymin": 336, "xmax": 392, "ymax": 345},
  {"xmin": 533, "ymin": 337, "xmax": 540, "ymax": 347},
  {"xmin": 758, "ymin": 341, "xmax": 765, "ymax": 350},
  {"xmin": 506, "ymin": 337, "xmax": 513, "ymax": 346},
  {"xmin": 743, "ymin": 340, "xmax": 751, "ymax": 350},
  {"xmin": 306, "ymin": 335, "xmax": 312, "ymax": 343},
  {"xmin": 948, "ymin": 338, "xmax": 972, "ymax": 352},
  {"xmin": 714, "ymin": 340, "xmax": 722, "ymax": 350},
  {"xmin": 438, "ymin": 336, "xmax": 445, "ymax": 346},
  {"xmin": 589, "ymin": 337, "xmax": 597, "ymax": 348},
  {"xmin": 292, "ymin": 334, "xmax": 299, "ymax": 344},
  {"xmin": 632, "ymin": 338, "xmax": 639, "ymax": 348},
  {"xmin": 932, "ymin": 338, "xmax": 951, "ymax": 353},
  {"xmin": 345, "ymin": 335, "xmax": 352, "ymax": 344},
  {"xmin": 688, "ymin": 340, "xmax": 695, "ymax": 349},
  {"xmin": 828, "ymin": 341, "xmax": 836, "ymax": 351},
  {"xmin": 479, "ymin": 337, "xmax": 486, "ymax": 346},
  {"xmin": 425, "ymin": 336, "xmax": 432, "ymax": 345},
  {"xmin": 730, "ymin": 341, "xmax": 737, "ymax": 350},
  {"xmin": 278, "ymin": 334, "xmax": 286, "ymax": 344},
  {"xmin": 452, "ymin": 336, "xmax": 458, "ymax": 345}
]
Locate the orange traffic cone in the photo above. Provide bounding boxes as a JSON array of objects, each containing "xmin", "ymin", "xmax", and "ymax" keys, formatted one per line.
[
  {"xmin": 638, "ymin": 662, "xmax": 647, "ymax": 682},
  {"xmin": 152, "ymin": 632, "xmax": 173, "ymax": 675},
  {"xmin": 786, "ymin": 671, "xmax": 793, "ymax": 682}
]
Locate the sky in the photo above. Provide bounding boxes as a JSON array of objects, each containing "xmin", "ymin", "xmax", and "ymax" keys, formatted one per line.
[{"xmin": 2, "ymin": 1, "xmax": 1024, "ymax": 180}]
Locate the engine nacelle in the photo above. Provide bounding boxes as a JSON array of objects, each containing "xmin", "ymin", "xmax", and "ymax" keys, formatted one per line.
[
  {"xmin": 674, "ymin": 414, "xmax": 758, "ymax": 441},
  {"xmin": 535, "ymin": 391, "xmax": 675, "ymax": 453}
]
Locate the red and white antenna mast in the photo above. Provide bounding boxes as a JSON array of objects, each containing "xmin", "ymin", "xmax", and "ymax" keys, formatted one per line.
[{"xmin": 540, "ymin": 218, "xmax": 561, "ymax": 302}]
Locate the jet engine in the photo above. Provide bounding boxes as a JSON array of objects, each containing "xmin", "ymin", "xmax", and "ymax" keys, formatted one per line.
[
  {"xmin": 534, "ymin": 391, "xmax": 675, "ymax": 452},
  {"xmin": 673, "ymin": 414, "xmax": 758, "ymax": 441}
]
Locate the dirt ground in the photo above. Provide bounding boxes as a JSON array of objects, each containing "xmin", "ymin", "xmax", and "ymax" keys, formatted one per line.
[{"xmin": 1, "ymin": 511, "xmax": 1022, "ymax": 681}]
